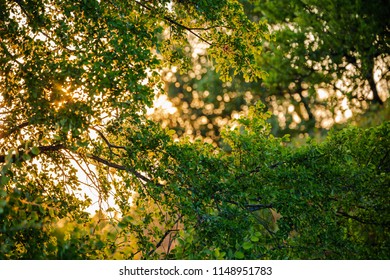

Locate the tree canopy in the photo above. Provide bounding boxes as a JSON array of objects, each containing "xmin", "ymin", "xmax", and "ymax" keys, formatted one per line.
[
  {"xmin": 252, "ymin": 0, "xmax": 389, "ymax": 132},
  {"xmin": 0, "ymin": 0, "xmax": 389, "ymax": 259},
  {"xmin": 156, "ymin": 0, "xmax": 389, "ymax": 140}
]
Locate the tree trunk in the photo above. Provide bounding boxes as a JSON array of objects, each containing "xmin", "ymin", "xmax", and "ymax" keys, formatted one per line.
[{"xmin": 367, "ymin": 71, "xmax": 384, "ymax": 105}]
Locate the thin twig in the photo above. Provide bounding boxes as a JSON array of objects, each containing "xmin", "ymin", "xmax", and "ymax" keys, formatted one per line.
[
  {"xmin": 148, "ymin": 214, "xmax": 183, "ymax": 256},
  {"xmin": 134, "ymin": 0, "xmax": 213, "ymax": 46}
]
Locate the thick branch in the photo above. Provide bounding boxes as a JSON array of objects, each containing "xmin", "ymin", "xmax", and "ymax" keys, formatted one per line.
[
  {"xmin": 245, "ymin": 203, "xmax": 274, "ymax": 212},
  {"xmin": 367, "ymin": 71, "xmax": 384, "ymax": 105},
  {"xmin": 0, "ymin": 121, "xmax": 30, "ymax": 139},
  {"xmin": 148, "ymin": 214, "xmax": 183, "ymax": 257},
  {"xmin": 0, "ymin": 142, "xmax": 158, "ymax": 188},
  {"xmin": 0, "ymin": 144, "xmax": 64, "ymax": 163}
]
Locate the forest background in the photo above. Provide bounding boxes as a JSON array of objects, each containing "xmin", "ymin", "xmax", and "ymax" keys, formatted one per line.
[{"xmin": 0, "ymin": 0, "xmax": 389, "ymax": 259}]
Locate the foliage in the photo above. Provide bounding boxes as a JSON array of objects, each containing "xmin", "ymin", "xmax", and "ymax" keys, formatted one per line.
[
  {"xmin": 165, "ymin": 103, "xmax": 390, "ymax": 259},
  {"xmin": 0, "ymin": 0, "xmax": 267, "ymax": 259},
  {"xmin": 0, "ymin": 0, "xmax": 389, "ymax": 260},
  {"xmin": 155, "ymin": 0, "xmax": 389, "ymax": 140},
  {"xmin": 252, "ymin": 0, "xmax": 389, "ymax": 131}
]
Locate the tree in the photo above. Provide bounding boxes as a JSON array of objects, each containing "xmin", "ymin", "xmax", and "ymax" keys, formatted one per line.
[
  {"xmin": 156, "ymin": 0, "xmax": 389, "ymax": 140},
  {"xmin": 252, "ymin": 0, "xmax": 389, "ymax": 133},
  {"xmin": 170, "ymin": 104, "xmax": 390, "ymax": 259},
  {"xmin": 0, "ymin": 0, "xmax": 389, "ymax": 260},
  {"xmin": 0, "ymin": 0, "xmax": 268, "ymax": 259}
]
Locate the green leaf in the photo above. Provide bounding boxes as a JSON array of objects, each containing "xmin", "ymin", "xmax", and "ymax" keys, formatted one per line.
[
  {"xmin": 242, "ymin": 241, "xmax": 253, "ymax": 250},
  {"xmin": 0, "ymin": 176, "xmax": 10, "ymax": 186},
  {"xmin": 234, "ymin": 251, "xmax": 245, "ymax": 259},
  {"xmin": 250, "ymin": 236, "xmax": 259, "ymax": 242},
  {"xmin": 31, "ymin": 147, "xmax": 40, "ymax": 155},
  {"xmin": 117, "ymin": 222, "xmax": 127, "ymax": 229},
  {"xmin": 22, "ymin": 153, "xmax": 31, "ymax": 161}
]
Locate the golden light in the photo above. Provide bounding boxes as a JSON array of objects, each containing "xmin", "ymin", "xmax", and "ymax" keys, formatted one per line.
[
  {"xmin": 146, "ymin": 94, "xmax": 177, "ymax": 115},
  {"xmin": 317, "ymin": 88, "xmax": 329, "ymax": 100}
]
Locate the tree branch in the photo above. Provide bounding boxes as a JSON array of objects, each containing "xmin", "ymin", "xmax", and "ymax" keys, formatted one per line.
[
  {"xmin": 11, "ymin": 0, "xmax": 76, "ymax": 53},
  {"xmin": 235, "ymin": 161, "xmax": 284, "ymax": 180},
  {"xmin": 0, "ymin": 41, "xmax": 24, "ymax": 66},
  {"xmin": 0, "ymin": 144, "xmax": 64, "ymax": 164},
  {"xmin": 86, "ymin": 153, "xmax": 159, "ymax": 185},
  {"xmin": 0, "ymin": 138, "xmax": 161, "ymax": 190},
  {"xmin": 227, "ymin": 200, "xmax": 273, "ymax": 212},
  {"xmin": 90, "ymin": 127, "xmax": 127, "ymax": 152},
  {"xmin": 148, "ymin": 214, "xmax": 183, "ymax": 257},
  {"xmin": 0, "ymin": 121, "xmax": 30, "ymax": 139},
  {"xmin": 336, "ymin": 211, "xmax": 390, "ymax": 227},
  {"xmin": 134, "ymin": 0, "xmax": 213, "ymax": 45}
]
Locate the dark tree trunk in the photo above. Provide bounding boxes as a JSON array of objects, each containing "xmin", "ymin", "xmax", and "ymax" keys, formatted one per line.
[{"xmin": 367, "ymin": 72, "xmax": 384, "ymax": 105}]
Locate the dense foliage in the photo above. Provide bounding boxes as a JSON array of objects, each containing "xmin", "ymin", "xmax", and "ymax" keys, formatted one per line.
[
  {"xmin": 156, "ymin": 0, "xmax": 389, "ymax": 140},
  {"xmin": 0, "ymin": 0, "xmax": 389, "ymax": 259},
  {"xmin": 252, "ymin": 0, "xmax": 389, "ymax": 132}
]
